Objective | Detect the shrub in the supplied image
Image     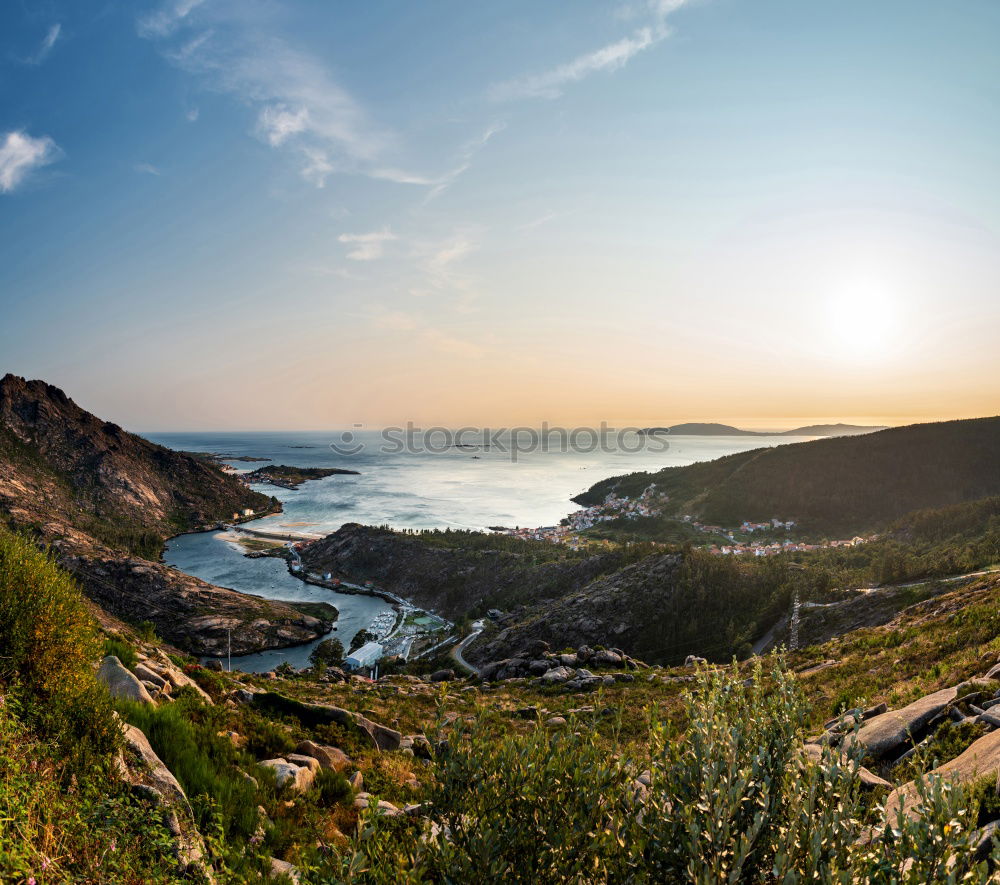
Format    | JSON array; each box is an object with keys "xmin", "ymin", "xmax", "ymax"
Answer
[
  {"xmin": 103, "ymin": 636, "xmax": 137, "ymax": 669},
  {"xmin": 237, "ymin": 708, "xmax": 297, "ymax": 759},
  {"xmin": 314, "ymin": 768, "xmax": 352, "ymax": 807},
  {"xmin": 325, "ymin": 659, "xmax": 1000, "ymax": 883},
  {"xmin": 0, "ymin": 695, "xmax": 182, "ymax": 884},
  {"xmin": 118, "ymin": 697, "xmax": 260, "ymax": 844},
  {"xmin": 0, "ymin": 528, "xmax": 118, "ymax": 759}
]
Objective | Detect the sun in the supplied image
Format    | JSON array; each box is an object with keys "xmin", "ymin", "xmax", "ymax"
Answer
[{"xmin": 825, "ymin": 281, "xmax": 900, "ymax": 360}]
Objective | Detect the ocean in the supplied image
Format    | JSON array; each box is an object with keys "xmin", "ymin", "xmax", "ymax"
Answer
[{"xmin": 148, "ymin": 429, "xmax": 814, "ymax": 671}]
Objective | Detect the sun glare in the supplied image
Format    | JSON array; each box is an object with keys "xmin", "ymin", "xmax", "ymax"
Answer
[{"xmin": 826, "ymin": 282, "xmax": 900, "ymax": 360}]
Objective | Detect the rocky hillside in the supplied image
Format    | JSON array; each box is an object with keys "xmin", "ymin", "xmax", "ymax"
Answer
[
  {"xmin": 0, "ymin": 374, "xmax": 272, "ymax": 546},
  {"xmin": 0, "ymin": 376, "xmax": 329, "ymax": 655}
]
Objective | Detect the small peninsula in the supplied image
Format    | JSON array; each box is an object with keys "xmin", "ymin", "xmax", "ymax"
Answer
[{"xmin": 246, "ymin": 464, "xmax": 360, "ymax": 490}]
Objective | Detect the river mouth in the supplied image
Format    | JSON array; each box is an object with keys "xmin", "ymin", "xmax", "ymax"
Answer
[{"xmin": 164, "ymin": 530, "xmax": 394, "ymax": 673}]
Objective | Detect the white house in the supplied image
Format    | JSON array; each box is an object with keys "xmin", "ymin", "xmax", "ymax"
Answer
[{"xmin": 345, "ymin": 641, "xmax": 383, "ymax": 671}]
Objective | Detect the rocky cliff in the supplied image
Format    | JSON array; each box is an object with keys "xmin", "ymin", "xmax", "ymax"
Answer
[{"xmin": 0, "ymin": 375, "xmax": 330, "ymax": 655}]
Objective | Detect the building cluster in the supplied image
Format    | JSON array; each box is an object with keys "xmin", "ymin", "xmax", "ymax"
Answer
[
  {"xmin": 501, "ymin": 485, "xmax": 670, "ymax": 549},
  {"xmin": 741, "ymin": 518, "xmax": 797, "ymax": 532},
  {"xmin": 711, "ymin": 536, "xmax": 869, "ymax": 557}
]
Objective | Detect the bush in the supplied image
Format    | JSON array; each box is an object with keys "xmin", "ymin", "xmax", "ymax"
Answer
[
  {"xmin": 314, "ymin": 768, "xmax": 352, "ymax": 807},
  {"xmin": 325, "ymin": 659, "xmax": 1000, "ymax": 883},
  {"xmin": 0, "ymin": 695, "xmax": 182, "ymax": 884},
  {"xmin": 310, "ymin": 638, "xmax": 345, "ymax": 670},
  {"xmin": 118, "ymin": 697, "xmax": 260, "ymax": 843},
  {"xmin": 103, "ymin": 636, "xmax": 137, "ymax": 669},
  {"xmin": 238, "ymin": 709, "xmax": 297, "ymax": 759},
  {"xmin": 0, "ymin": 528, "xmax": 118, "ymax": 759}
]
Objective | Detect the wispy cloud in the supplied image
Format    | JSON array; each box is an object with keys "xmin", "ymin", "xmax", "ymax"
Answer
[
  {"xmin": 408, "ymin": 232, "xmax": 481, "ymax": 308},
  {"xmin": 491, "ymin": 27, "xmax": 657, "ymax": 101},
  {"xmin": 338, "ymin": 228, "xmax": 397, "ymax": 261},
  {"xmin": 138, "ymin": 0, "xmax": 206, "ymax": 39},
  {"xmin": 139, "ymin": 1, "xmax": 391, "ymax": 188},
  {"xmin": 185, "ymin": 107, "xmax": 200, "ymax": 122},
  {"xmin": 424, "ymin": 121, "xmax": 506, "ymax": 201},
  {"xmin": 25, "ymin": 23, "xmax": 61, "ymax": 65},
  {"xmin": 134, "ymin": 162, "xmax": 162, "ymax": 176},
  {"xmin": 139, "ymin": 0, "xmax": 503, "ymax": 195},
  {"xmin": 490, "ymin": 1, "xmax": 691, "ymax": 101},
  {"xmin": 520, "ymin": 211, "xmax": 559, "ymax": 232},
  {"xmin": 0, "ymin": 131, "xmax": 59, "ymax": 193}
]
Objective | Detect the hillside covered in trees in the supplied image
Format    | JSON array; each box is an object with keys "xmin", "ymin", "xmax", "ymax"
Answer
[{"xmin": 575, "ymin": 417, "xmax": 1000, "ymax": 535}]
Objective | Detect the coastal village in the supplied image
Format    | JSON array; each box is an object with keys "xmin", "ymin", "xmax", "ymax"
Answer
[{"xmin": 499, "ymin": 484, "xmax": 872, "ymax": 556}]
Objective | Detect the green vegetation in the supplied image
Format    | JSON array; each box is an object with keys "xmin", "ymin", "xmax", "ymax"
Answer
[
  {"xmin": 0, "ymin": 528, "xmax": 118, "ymax": 761},
  {"xmin": 576, "ymin": 417, "xmax": 1000, "ymax": 535},
  {"xmin": 0, "ymin": 698, "xmax": 182, "ymax": 885},
  {"xmin": 310, "ymin": 637, "xmax": 346, "ymax": 669},
  {"xmin": 322, "ymin": 661, "xmax": 997, "ymax": 883},
  {"xmin": 103, "ymin": 635, "xmax": 138, "ymax": 669}
]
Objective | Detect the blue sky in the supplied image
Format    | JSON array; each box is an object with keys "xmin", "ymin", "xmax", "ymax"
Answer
[{"xmin": 1, "ymin": 0, "xmax": 999, "ymax": 429}]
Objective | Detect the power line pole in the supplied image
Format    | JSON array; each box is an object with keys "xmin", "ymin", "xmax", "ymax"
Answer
[
  {"xmin": 227, "ymin": 629, "xmax": 231, "ymax": 673},
  {"xmin": 789, "ymin": 590, "xmax": 800, "ymax": 652}
]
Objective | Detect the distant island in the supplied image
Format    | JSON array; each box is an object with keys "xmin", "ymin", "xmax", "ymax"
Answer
[
  {"xmin": 246, "ymin": 464, "xmax": 360, "ymax": 490},
  {"xmin": 180, "ymin": 450, "xmax": 272, "ymax": 462},
  {"xmin": 637, "ymin": 422, "xmax": 887, "ymax": 437}
]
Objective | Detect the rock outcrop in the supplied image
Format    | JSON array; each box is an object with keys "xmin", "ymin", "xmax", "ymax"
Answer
[
  {"xmin": 116, "ymin": 721, "xmax": 213, "ymax": 880},
  {"xmin": 886, "ymin": 728, "xmax": 1000, "ymax": 822},
  {"xmin": 251, "ymin": 692, "xmax": 402, "ymax": 751},
  {"xmin": 98, "ymin": 655, "xmax": 155, "ymax": 705},
  {"xmin": 841, "ymin": 686, "xmax": 963, "ymax": 760}
]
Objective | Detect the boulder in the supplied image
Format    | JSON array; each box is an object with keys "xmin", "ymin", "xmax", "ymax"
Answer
[
  {"xmin": 98, "ymin": 656, "xmax": 155, "ymax": 705},
  {"xmin": 545, "ymin": 716, "xmax": 567, "ymax": 728},
  {"xmin": 685, "ymin": 655, "xmax": 708, "ymax": 667},
  {"xmin": 286, "ymin": 753, "xmax": 321, "ymax": 774},
  {"xmin": 842, "ymin": 686, "xmax": 962, "ymax": 760},
  {"xmin": 117, "ymin": 723, "xmax": 212, "ymax": 878},
  {"xmin": 269, "ymin": 857, "xmax": 301, "ymax": 883},
  {"xmin": 251, "ymin": 692, "xmax": 402, "ymax": 751},
  {"xmin": 259, "ymin": 758, "xmax": 315, "ymax": 793},
  {"xmin": 294, "ymin": 740, "xmax": 351, "ymax": 772},
  {"xmin": 347, "ymin": 771, "xmax": 363, "ymax": 792},
  {"xmin": 973, "ymin": 820, "xmax": 1000, "ymax": 863},
  {"xmin": 984, "ymin": 662, "xmax": 1000, "ymax": 680},
  {"xmin": 528, "ymin": 659, "xmax": 551, "ymax": 676},
  {"xmin": 149, "ymin": 654, "xmax": 214, "ymax": 704},
  {"xmin": 559, "ymin": 653, "xmax": 579, "ymax": 667},
  {"xmin": 205, "ymin": 660, "xmax": 224, "ymax": 672},
  {"xmin": 592, "ymin": 649, "xmax": 623, "ymax": 668},
  {"xmin": 134, "ymin": 663, "xmax": 169, "ymax": 691},
  {"xmin": 430, "ymin": 669, "xmax": 455, "ymax": 682},
  {"xmin": 886, "ymin": 728, "xmax": 1000, "ymax": 821},
  {"xmin": 541, "ymin": 666, "xmax": 575, "ymax": 684},
  {"xmin": 410, "ymin": 734, "xmax": 433, "ymax": 760}
]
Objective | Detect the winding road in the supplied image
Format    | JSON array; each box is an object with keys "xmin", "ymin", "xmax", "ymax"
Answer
[{"xmin": 450, "ymin": 620, "xmax": 485, "ymax": 676}]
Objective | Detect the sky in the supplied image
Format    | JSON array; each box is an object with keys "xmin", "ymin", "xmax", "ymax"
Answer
[{"xmin": 1, "ymin": 0, "xmax": 998, "ymax": 431}]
